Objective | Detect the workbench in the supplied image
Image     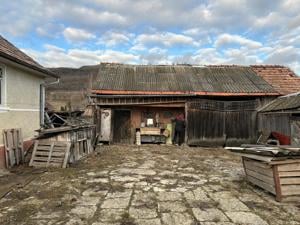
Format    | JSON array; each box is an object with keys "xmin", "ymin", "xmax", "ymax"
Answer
[{"xmin": 136, "ymin": 127, "xmax": 167, "ymax": 144}]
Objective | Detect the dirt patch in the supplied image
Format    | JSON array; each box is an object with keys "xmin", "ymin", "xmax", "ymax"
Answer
[{"xmin": 119, "ymin": 212, "xmax": 137, "ymax": 225}]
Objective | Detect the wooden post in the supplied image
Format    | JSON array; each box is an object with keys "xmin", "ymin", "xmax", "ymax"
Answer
[
  {"xmin": 185, "ymin": 102, "xmax": 188, "ymax": 144},
  {"xmin": 273, "ymin": 165, "xmax": 282, "ymax": 202},
  {"xmin": 242, "ymin": 157, "xmax": 248, "ymax": 177}
]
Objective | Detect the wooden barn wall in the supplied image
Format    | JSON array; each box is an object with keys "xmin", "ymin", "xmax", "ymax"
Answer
[
  {"xmin": 187, "ymin": 100, "xmax": 258, "ymax": 146},
  {"xmin": 258, "ymin": 113, "xmax": 291, "ymax": 136}
]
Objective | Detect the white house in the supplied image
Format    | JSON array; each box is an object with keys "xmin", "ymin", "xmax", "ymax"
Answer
[{"xmin": 0, "ymin": 35, "xmax": 58, "ymax": 168}]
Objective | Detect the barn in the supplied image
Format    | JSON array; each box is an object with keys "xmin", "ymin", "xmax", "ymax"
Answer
[
  {"xmin": 46, "ymin": 63, "xmax": 300, "ymax": 147},
  {"xmin": 88, "ymin": 64, "xmax": 281, "ymax": 146}
]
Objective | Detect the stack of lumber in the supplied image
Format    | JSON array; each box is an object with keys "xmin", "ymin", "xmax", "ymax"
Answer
[{"xmin": 226, "ymin": 144, "xmax": 300, "ymax": 162}]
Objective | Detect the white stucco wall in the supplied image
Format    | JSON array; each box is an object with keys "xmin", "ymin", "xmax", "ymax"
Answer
[{"xmin": 0, "ymin": 62, "xmax": 44, "ymax": 145}]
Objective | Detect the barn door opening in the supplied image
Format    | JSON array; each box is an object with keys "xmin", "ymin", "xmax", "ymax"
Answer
[{"xmin": 113, "ymin": 110, "xmax": 131, "ymax": 143}]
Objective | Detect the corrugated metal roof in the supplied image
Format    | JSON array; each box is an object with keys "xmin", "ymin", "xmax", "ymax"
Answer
[
  {"xmin": 92, "ymin": 64, "xmax": 278, "ymax": 95},
  {"xmin": 260, "ymin": 93, "xmax": 300, "ymax": 112}
]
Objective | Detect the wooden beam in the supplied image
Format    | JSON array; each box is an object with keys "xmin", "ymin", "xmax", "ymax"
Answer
[{"xmin": 273, "ymin": 165, "xmax": 282, "ymax": 202}]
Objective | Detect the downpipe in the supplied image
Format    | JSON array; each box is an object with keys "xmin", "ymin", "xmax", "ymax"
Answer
[{"xmin": 40, "ymin": 78, "xmax": 60, "ymax": 127}]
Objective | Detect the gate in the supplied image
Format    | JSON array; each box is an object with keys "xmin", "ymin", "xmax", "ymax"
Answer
[{"xmin": 187, "ymin": 99, "xmax": 258, "ymax": 146}]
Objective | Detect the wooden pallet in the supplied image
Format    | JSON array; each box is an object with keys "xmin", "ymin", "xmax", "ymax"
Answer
[
  {"xmin": 3, "ymin": 129, "xmax": 24, "ymax": 168},
  {"xmin": 29, "ymin": 141, "xmax": 71, "ymax": 168}
]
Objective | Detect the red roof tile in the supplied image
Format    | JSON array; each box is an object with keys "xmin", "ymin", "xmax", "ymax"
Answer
[{"xmin": 251, "ymin": 65, "xmax": 300, "ymax": 95}]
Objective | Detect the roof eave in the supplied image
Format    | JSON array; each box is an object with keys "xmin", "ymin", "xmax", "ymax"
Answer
[
  {"xmin": 91, "ymin": 89, "xmax": 280, "ymax": 97},
  {"xmin": 0, "ymin": 52, "xmax": 58, "ymax": 78}
]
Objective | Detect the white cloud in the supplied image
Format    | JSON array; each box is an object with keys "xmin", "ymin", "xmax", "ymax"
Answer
[
  {"xmin": 224, "ymin": 48, "xmax": 262, "ymax": 64},
  {"xmin": 265, "ymin": 46, "xmax": 300, "ymax": 64},
  {"xmin": 2, "ymin": 0, "xmax": 300, "ymax": 75},
  {"xmin": 254, "ymin": 12, "xmax": 284, "ymax": 29},
  {"xmin": 134, "ymin": 32, "xmax": 200, "ymax": 48},
  {"xmin": 140, "ymin": 47, "xmax": 171, "ymax": 64},
  {"xmin": 63, "ymin": 27, "xmax": 96, "ymax": 43},
  {"xmin": 215, "ymin": 34, "xmax": 262, "ymax": 49},
  {"xmin": 36, "ymin": 23, "xmax": 64, "ymax": 38},
  {"xmin": 23, "ymin": 45, "xmax": 139, "ymax": 68},
  {"xmin": 98, "ymin": 31, "xmax": 132, "ymax": 47}
]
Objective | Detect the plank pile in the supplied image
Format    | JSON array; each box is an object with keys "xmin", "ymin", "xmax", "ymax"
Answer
[
  {"xmin": 29, "ymin": 141, "xmax": 71, "ymax": 168},
  {"xmin": 226, "ymin": 144, "xmax": 300, "ymax": 162}
]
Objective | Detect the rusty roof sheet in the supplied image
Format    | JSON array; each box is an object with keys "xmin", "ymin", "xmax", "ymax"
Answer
[
  {"xmin": 252, "ymin": 65, "xmax": 300, "ymax": 95},
  {"xmin": 92, "ymin": 64, "xmax": 278, "ymax": 96},
  {"xmin": 0, "ymin": 35, "xmax": 57, "ymax": 77},
  {"xmin": 260, "ymin": 93, "xmax": 300, "ymax": 112}
]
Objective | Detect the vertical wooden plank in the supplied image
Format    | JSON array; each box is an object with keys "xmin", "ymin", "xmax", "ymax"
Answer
[
  {"xmin": 185, "ymin": 102, "xmax": 188, "ymax": 144},
  {"xmin": 46, "ymin": 143, "xmax": 55, "ymax": 167},
  {"xmin": 273, "ymin": 165, "xmax": 282, "ymax": 202},
  {"xmin": 74, "ymin": 142, "xmax": 79, "ymax": 161},
  {"xmin": 29, "ymin": 141, "xmax": 39, "ymax": 167},
  {"xmin": 7, "ymin": 130, "xmax": 15, "ymax": 167},
  {"xmin": 18, "ymin": 129, "xmax": 25, "ymax": 163},
  {"xmin": 12, "ymin": 129, "xmax": 19, "ymax": 165},
  {"xmin": 242, "ymin": 157, "xmax": 248, "ymax": 177},
  {"xmin": 62, "ymin": 143, "xmax": 71, "ymax": 168},
  {"xmin": 3, "ymin": 130, "xmax": 10, "ymax": 168}
]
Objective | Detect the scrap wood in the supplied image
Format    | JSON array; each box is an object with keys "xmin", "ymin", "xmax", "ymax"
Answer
[
  {"xmin": 234, "ymin": 152, "xmax": 287, "ymax": 163},
  {"xmin": 242, "ymin": 144, "xmax": 300, "ymax": 152},
  {"xmin": 226, "ymin": 146, "xmax": 283, "ymax": 155},
  {"xmin": 29, "ymin": 140, "xmax": 71, "ymax": 168},
  {"xmin": 226, "ymin": 145, "xmax": 300, "ymax": 156},
  {"xmin": 3, "ymin": 129, "xmax": 24, "ymax": 168}
]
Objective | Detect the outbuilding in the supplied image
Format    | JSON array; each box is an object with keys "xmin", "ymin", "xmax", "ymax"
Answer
[
  {"xmin": 259, "ymin": 92, "xmax": 300, "ymax": 146},
  {"xmin": 89, "ymin": 64, "xmax": 281, "ymax": 146}
]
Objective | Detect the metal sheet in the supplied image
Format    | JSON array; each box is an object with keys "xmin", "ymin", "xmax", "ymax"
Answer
[{"xmin": 100, "ymin": 108, "xmax": 112, "ymax": 142}]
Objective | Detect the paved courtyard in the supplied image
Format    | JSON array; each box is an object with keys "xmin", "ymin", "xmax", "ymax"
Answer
[{"xmin": 0, "ymin": 145, "xmax": 299, "ymax": 225}]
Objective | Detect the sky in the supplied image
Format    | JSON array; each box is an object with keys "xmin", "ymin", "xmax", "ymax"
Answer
[{"xmin": 1, "ymin": 0, "xmax": 300, "ymax": 74}]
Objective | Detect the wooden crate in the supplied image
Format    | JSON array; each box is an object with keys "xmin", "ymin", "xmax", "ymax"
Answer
[{"xmin": 242, "ymin": 157, "xmax": 300, "ymax": 202}]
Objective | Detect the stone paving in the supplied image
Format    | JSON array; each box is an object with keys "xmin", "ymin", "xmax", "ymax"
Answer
[{"xmin": 0, "ymin": 145, "xmax": 300, "ymax": 225}]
